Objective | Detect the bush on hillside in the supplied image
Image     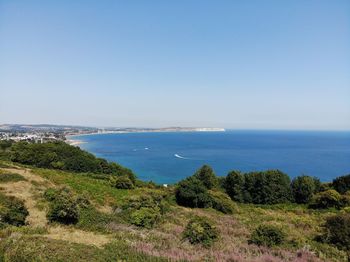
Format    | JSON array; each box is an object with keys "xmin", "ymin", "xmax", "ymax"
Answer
[
  {"xmin": 332, "ymin": 174, "xmax": 350, "ymax": 194},
  {"xmin": 309, "ymin": 190, "xmax": 342, "ymax": 209},
  {"xmin": 194, "ymin": 165, "xmax": 218, "ymax": 189},
  {"xmin": 182, "ymin": 216, "xmax": 218, "ymax": 247},
  {"xmin": 130, "ymin": 207, "xmax": 161, "ymax": 229},
  {"xmin": 340, "ymin": 191, "xmax": 350, "ymax": 208},
  {"xmin": 224, "ymin": 170, "xmax": 245, "ymax": 202},
  {"xmin": 110, "ymin": 175, "xmax": 134, "ymax": 189},
  {"xmin": 122, "ymin": 191, "xmax": 168, "ymax": 211},
  {"xmin": 0, "ymin": 194, "xmax": 28, "ymax": 226},
  {"xmin": 209, "ymin": 190, "xmax": 236, "ymax": 214},
  {"xmin": 76, "ymin": 193, "xmax": 91, "ymax": 209},
  {"xmin": 318, "ymin": 182, "xmax": 332, "ymax": 192},
  {"xmin": 244, "ymin": 170, "xmax": 292, "ymax": 204},
  {"xmin": 175, "ymin": 176, "xmax": 212, "ymax": 208},
  {"xmin": 321, "ymin": 213, "xmax": 350, "ymax": 251},
  {"xmin": 122, "ymin": 192, "xmax": 169, "ymax": 228},
  {"xmin": 249, "ymin": 224, "xmax": 285, "ymax": 247},
  {"xmin": 291, "ymin": 175, "xmax": 320, "ymax": 204},
  {"xmin": 46, "ymin": 188, "xmax": 79, "ymax": 224}
]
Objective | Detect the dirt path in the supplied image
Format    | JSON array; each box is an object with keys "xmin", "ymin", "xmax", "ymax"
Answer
[{"xmin": 0, "ymin": 167, "xmax": 111, "ymax": 247}]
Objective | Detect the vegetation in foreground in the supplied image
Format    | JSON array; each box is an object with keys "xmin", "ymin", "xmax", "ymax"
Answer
[{"xmin": 0, "ymin": 140, "xmax": 349, "ymax": 261}]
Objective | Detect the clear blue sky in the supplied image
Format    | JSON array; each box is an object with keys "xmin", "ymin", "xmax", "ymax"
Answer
[{"xmin": 0, "ymin": 0, "xmax": 349, "ymax": 130}]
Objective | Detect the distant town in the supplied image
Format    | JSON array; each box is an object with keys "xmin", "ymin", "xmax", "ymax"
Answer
[{"xmin": 0, "ymin": 124, "xmax": 225, "ymax": 143}]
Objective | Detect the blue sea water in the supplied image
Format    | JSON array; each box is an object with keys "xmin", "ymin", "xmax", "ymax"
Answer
[{"xmin": 72, "ymin": 130, "xmax": 350, "ymax": 184}]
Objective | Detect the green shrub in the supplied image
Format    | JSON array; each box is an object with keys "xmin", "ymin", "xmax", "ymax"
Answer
[
  {"xmin": 291, "ymin": 175, "xmax": 320, "ymax": 204},
  {"xmin": 130, "ymin": 207, "xmax": 160, "ymax": 229},
  {"xmin": 332, "ymin": 174, "xmax": 350, "ymax": 194},
  {"xmin": 249, "ymin": 224, "xmax": 285, "ymax": 247},
  {"xmin": 110, "ymin": 175, "xmax": 134, "ymax": 189},
  {"xmin": 319, "ymin": 182, "xmax": 332, "ymax": 192},
  {"xmin": 175, "ymin": 176, "xmax": 212, "ymax": 208},
  {"xmin": 309, "ymin": 190, "xmax": 342, "ymax": 209},
  {"xmin": 209, "ymin": 190, "xmax": 236, "ymax": 214},
  {"xmin": 182, "ymin": 216, "xmax": 218, "ymax": 247},
  {"xmin": 44, "ymin": 188, "xmax": 58, "ymax": 201},
  {"xmin": 0, "ymin": 195, "xmax": 28, "ymax": 226},
  {"xmin": 76, "ymin": 193, "xmax": 91, "ymax": 209},
  {"xmin": 122, "ymin": 192, "xmax": 167, "ymax": 211},
  {"xmin": 122, "ymin": 192, "xmax": 168, "ymax": 228},
  {"xmin": 224, "ymin": 170, "xmax": 245, "ymax": 202},
  {"xmin": 47, "ymin": 188, "xmax": 79, "ymax": 224},
  {"xmin": 321, "ymin": 213, "xmax": 350, "ymax": 251},
  {"xmin": 341, "ymin": 207, "xmax": 350, "ymax": 214},
  {"xmin": 340, "ymin": 191, "xmax": 350, "ymax": 208},
  {"xmin": 193, "ymin": 165, "xmax": 218, "ymax": 189}
]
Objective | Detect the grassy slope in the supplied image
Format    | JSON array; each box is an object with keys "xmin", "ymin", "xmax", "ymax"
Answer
[{"xmin": 0, "ymin": 161, "xmax": 347, "ymax": 262}]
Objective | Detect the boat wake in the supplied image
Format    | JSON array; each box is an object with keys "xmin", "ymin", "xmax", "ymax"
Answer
[{"xmin": 174, "ymin": 154, "xmax": 191, "ymax": 160}]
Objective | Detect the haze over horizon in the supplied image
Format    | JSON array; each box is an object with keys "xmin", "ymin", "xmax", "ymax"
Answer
[{"xmin": 1, "ymin": 1, "xmax": 349, "ymax": 130}]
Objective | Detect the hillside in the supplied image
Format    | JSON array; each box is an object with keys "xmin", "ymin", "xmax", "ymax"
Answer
[{"xmin": 0, "ymin": 142, "xmax": 349, "ymax": 261}]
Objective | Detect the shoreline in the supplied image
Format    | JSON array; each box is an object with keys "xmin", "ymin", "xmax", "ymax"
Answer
[
  {"xmin": 65, "ymin": 128, "xmax": 227, "ymax": 153},
  {"xmin": 65, "ymin": 128, "xmax": 226, "ymax": 144}
]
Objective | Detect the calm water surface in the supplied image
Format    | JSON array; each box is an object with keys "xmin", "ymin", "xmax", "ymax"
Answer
[{"xmin": 72, "ymin": 130, "xmax": 350, "ymax": 184}]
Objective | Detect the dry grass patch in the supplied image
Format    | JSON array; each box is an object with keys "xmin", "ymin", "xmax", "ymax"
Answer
[{"xmin": 45, "ymin": 226, "xmax": 111, "ymax": 248}]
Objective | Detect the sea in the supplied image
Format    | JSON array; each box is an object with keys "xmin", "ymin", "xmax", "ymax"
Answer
[{"xmin": 70, "ymin": 130, "xmax": 350, "ymax": 184}]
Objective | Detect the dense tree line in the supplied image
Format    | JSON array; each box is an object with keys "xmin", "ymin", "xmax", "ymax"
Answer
[
  {"xmin": 176, "ymin": 164, "xmax": 350, "ymax": 208},
  {"xmin": 8, "ymin": 141, "xmax": 136, "ymax": 180}
]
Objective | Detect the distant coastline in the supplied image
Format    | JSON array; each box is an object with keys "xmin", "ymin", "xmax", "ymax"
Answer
[{"xmin": 65, "ymin": 127, "xmax": 226, "ymax": 146}]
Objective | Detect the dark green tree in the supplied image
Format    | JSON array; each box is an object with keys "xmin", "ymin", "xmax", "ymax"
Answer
[
  {"xmin": 332, "ymin": 174, "xmax": 350, "ymax": 194},
  {"xmin": 291, "ymin": 175, "xmax": 320, "ymax": 204},
  {"xmin": 224, "ymin": 170, "xmax": 245, "ymax": 202},
  {"xmin": 194, "ymin": 165, "xmax": 217, "ymax": 189},
  {"xmin": 175, "ymin": 176, "xmax": 212, "ymax": 208},
  {"xmin": 243, "ymin": 170, "xmax": 292, "ymax": 204}
]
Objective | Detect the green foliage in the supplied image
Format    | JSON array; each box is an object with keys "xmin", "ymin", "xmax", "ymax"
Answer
[
  {"xmin": 319, "ymin": 182, "xmax": 332, "ymax": 192},
  {"xmin": 209, "ymin": 190, "xmax": 236, "ymax": 214},
  {"xmin": 332, "ymin": 174, "xmax": 350, "ymax": 194},
  {"xmin": 175, "ymin": 176, "xmax": 212, "ymax": 208},
  {"xmin": 0, "ymin": 140, "xmax": 13, "ymax": 151},
  {"xmin": 122, "ymin": 192, "xmax": 168, "ymax": 228},
  {"xmin": 0, "ymin": 193, "xmax": 28, "ymax": 226},
  {"xmin": 291, "ymin": 175, "xmax": 320, "ymax": 204},
  {"xmin": 9, "ymin": 141, "xmax": 135, "ymax": 179},
  {"xmin": 110, "ymin": 175, "xmax": 134, "ymax": 189},
  {"xmin": 76, "ymin": 193, "xmax": 91, "ymax": 209},
  {"xmin": 340, "ymin": 191, "xmax": 350, "ymax": 208},
  {"xmin": 0, "ymin": 172, "xmax": 26, "ymax": 183},
  {"xmin": 224, "ymin": 170, "xmax": 245, "ymax": 202},
  {"xmin": 194, "ymin": 165, "xmax": 218, "ymax": 189},
  {"xmin": 46, "ymin": 187, "xmax": 80, "ymax": 224},
  {"xmin": 321, "ymin": 213, "xmax": 350, "ymax": 251},
  {"xmin": 309, "ymin": 189, "xmax": 342, "ymax": 209},
  {"xmin": 130, "ymin": 207, "xmax": 160, "ymax": 229},
  {"xmin": 182, "ymin": 216, "xmax": 218, "ymax": 247},
  {"xmin": 243, "ymin": 170, "xmax": 292, "ymax": 204},
  {"xmin": 249, "ymin": 224, "xmax": 285, "ymax": 247}
]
